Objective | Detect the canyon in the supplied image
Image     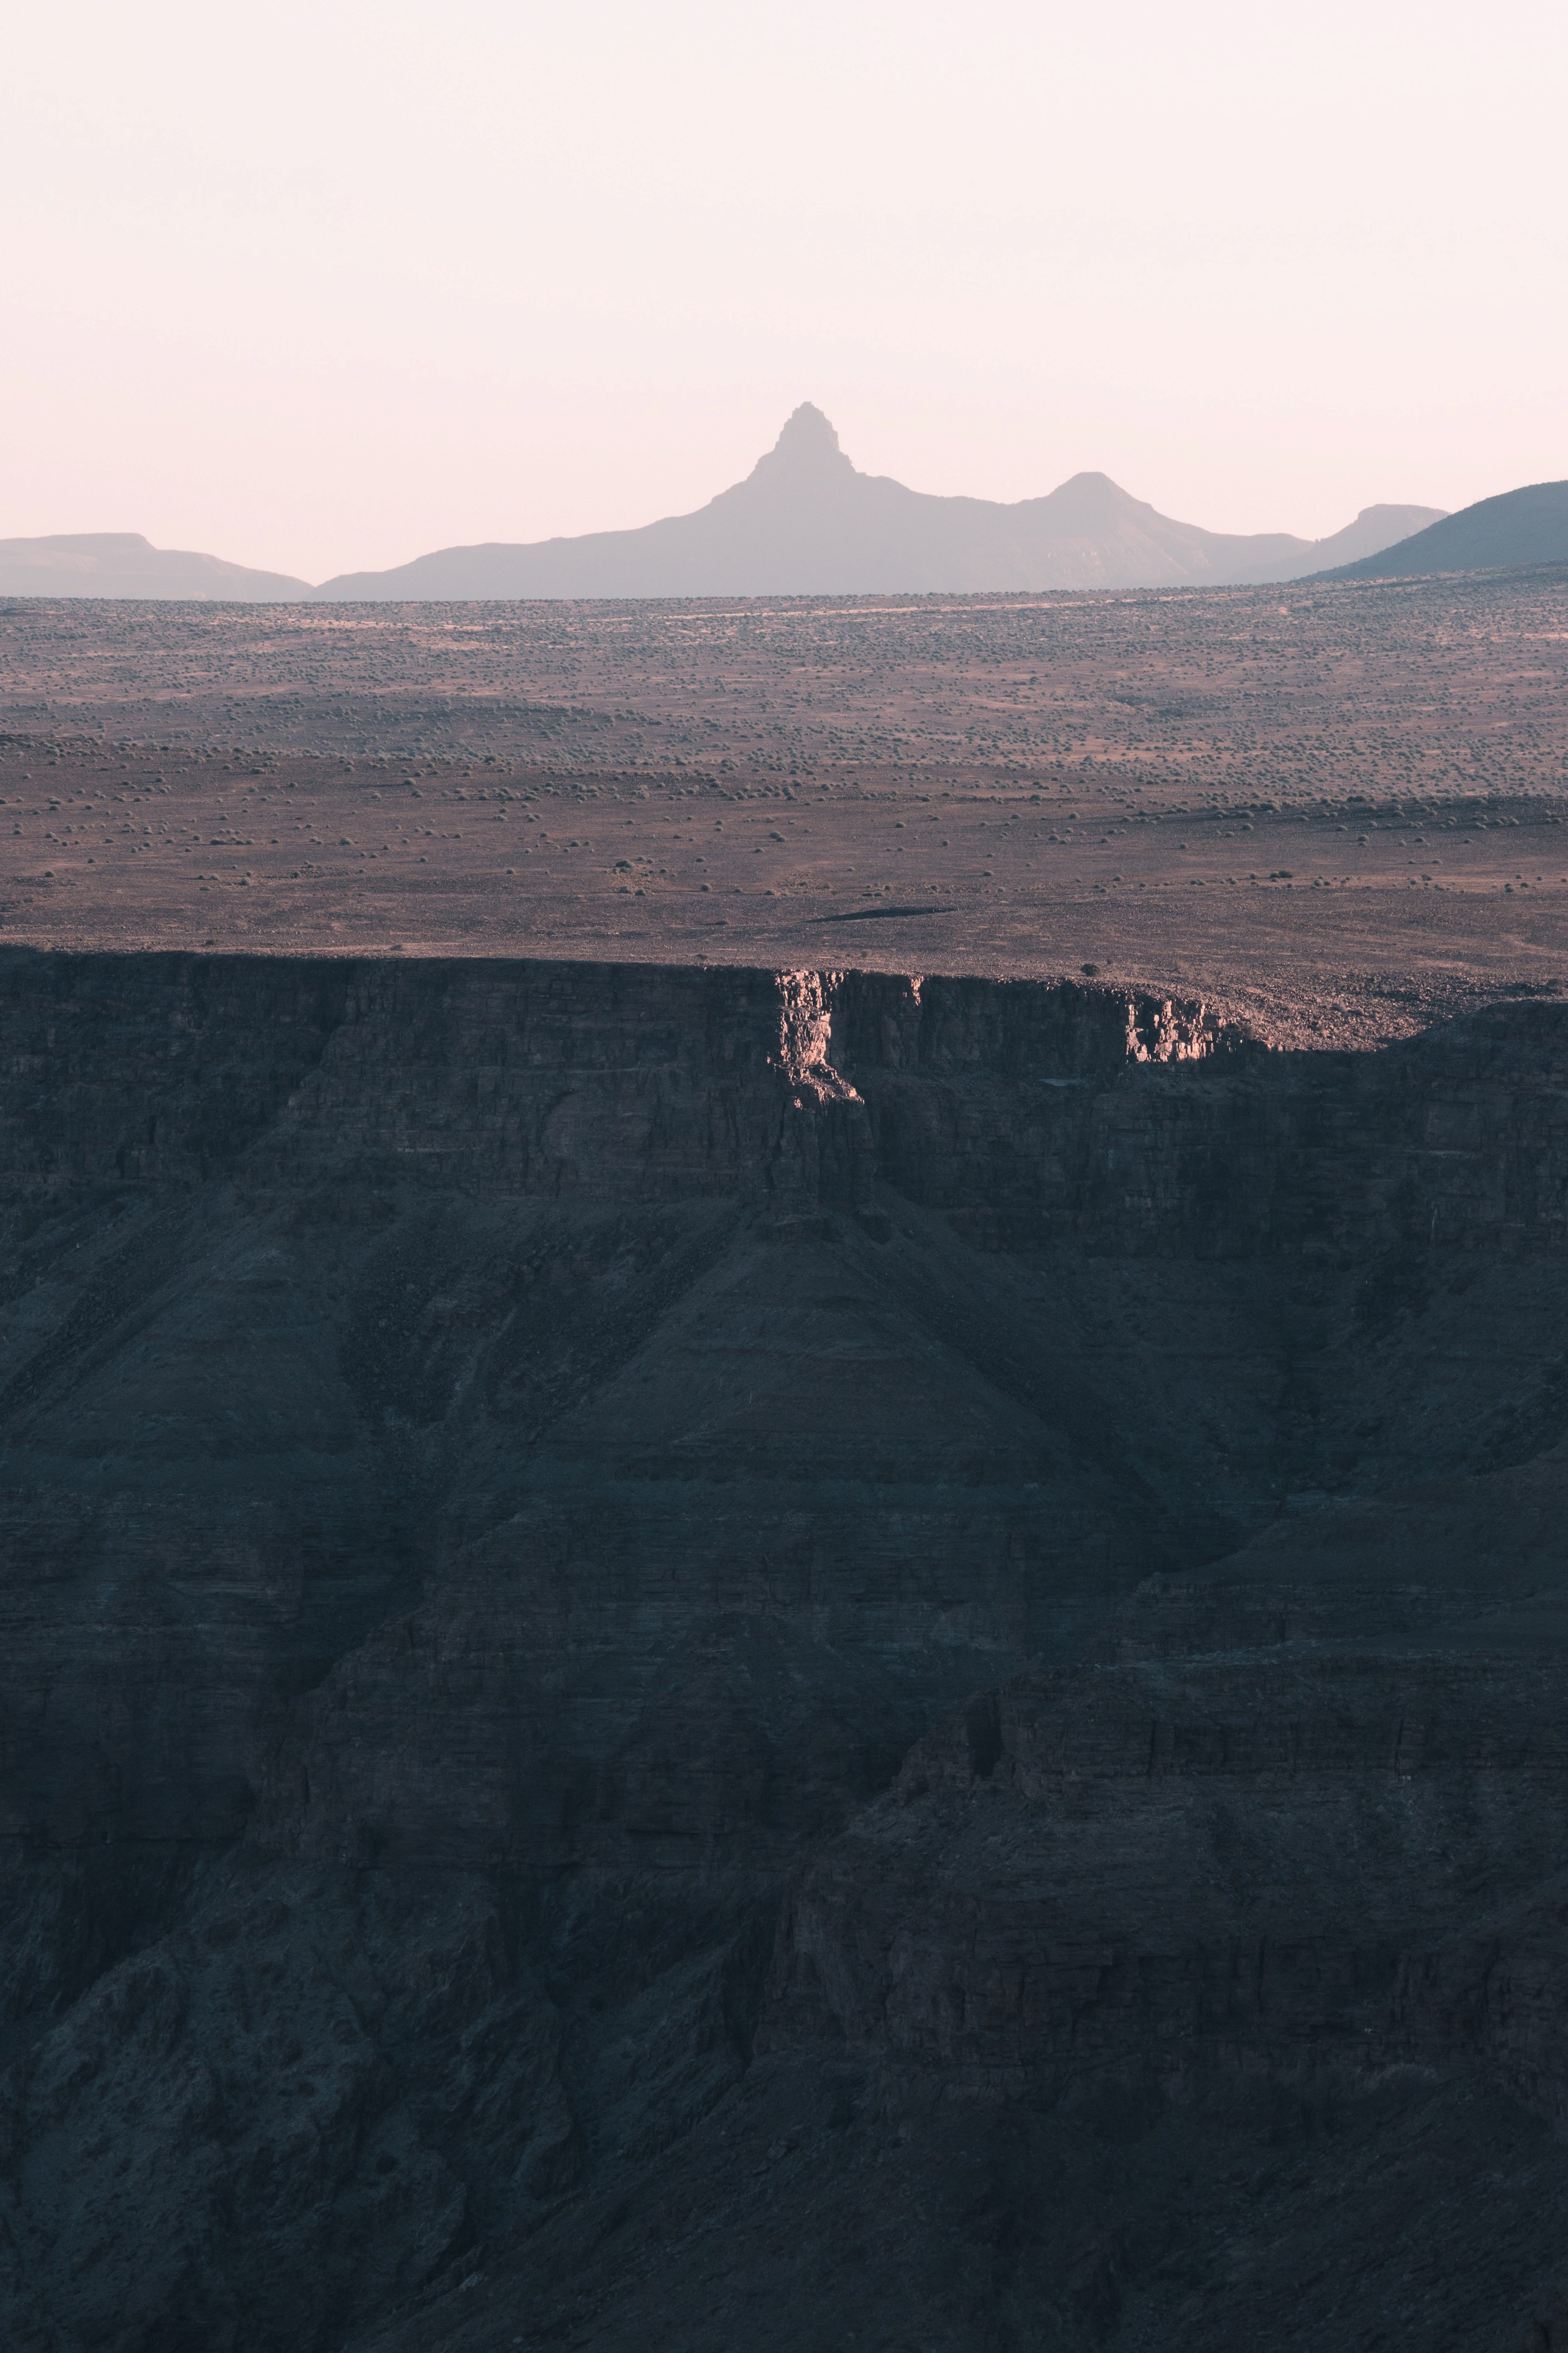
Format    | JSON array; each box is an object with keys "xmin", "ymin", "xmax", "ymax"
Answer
[
  {"xmin": 3, "ymin": 947, "xmax": 1568, "ymax": 2352},
  {"xmin": 2, "ymin": 570, "xmax": 1567, "ymax": 2349}
]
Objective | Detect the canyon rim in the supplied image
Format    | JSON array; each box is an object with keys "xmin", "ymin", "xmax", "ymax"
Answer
[{"xmin": 2, "ymin": 575, "xmax": 1568, "ymax": 2352}]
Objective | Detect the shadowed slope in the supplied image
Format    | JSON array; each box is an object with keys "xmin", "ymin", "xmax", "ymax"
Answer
[
  {"xmin": 1321, "ymin": 478, "xmax": 1568, "ymax": 578},
  {"xmin": 6, "ymin": 956, "xmax": 1568, "ymax": 2353}
]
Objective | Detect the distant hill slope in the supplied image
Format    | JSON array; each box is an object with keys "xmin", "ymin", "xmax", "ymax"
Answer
[
  {"xmin": 312, "ymin": 405, "xmax": 1443, "ymax": 600},
  {"xmin": 1319, "ymin": 480, "xmax": 1568, "ymax": 580},
  {"xmin": 0, "ymin": 533, "xmax": 308, "ymax": 601}
]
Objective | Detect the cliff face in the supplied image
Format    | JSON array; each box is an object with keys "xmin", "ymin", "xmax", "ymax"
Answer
[{"xmin": 3, "ymin": 951, "xmax": 1568, "ymax": 2353}]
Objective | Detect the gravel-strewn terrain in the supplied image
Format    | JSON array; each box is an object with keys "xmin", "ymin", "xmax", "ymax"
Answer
[{"xmin": 2, "ymin": 572, "xmax": 1566, "ymax": 1046}]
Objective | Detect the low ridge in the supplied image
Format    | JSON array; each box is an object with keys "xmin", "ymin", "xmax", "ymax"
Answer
[
  {"xmin": 1319, "ymin": 477, "xmax": 1568, "ymax": 580},
  {"xmin": 0, "ymin": 531, "xmax": 310, "ymax": 601}
]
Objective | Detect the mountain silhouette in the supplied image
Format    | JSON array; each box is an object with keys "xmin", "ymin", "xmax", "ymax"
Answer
[
  {"xmin": 0, "ymin": 533, "xmax": 309, "ymax": 601},
  {"xmin": 311, "ymin": 405, "xmax": 1443, "ymax": 599},
  {"xmin": 0, "ymin": 417, "xmax": 1448, "ymax": 601},
  {"xmin": 1316, "ymin": 480, "xmax": 1568, "ymax": 580}
]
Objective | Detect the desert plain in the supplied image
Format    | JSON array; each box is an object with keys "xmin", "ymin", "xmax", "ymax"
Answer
[{"xmin": 4, "ymin": 566, "xmax": 1566, "ymax": 1042}]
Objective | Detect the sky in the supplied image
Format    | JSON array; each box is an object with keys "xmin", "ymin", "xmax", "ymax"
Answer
[{"xmin": 5, "ymin": 0, "xmax": 1565, "ymax": 583}]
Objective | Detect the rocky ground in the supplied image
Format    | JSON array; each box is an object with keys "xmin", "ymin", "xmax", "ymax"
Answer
[
  {"xmin": 2, "ymin": 569, "xmax": 1567, "ymax": 1048},
  {"xmin": 1, "ymin": 578, "xmax": 1567, "ymax": 2353}
]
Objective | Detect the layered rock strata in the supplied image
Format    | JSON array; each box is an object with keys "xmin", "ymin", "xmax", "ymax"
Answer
[{"xmin": 2, "ymin": 950, "xmax": 1567, "ymax": 2352}]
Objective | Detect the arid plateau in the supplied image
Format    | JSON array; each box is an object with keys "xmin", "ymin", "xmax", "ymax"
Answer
[{"xmin": 3, "ymin": 569, "xmax": 1568, "ymax": 2353}]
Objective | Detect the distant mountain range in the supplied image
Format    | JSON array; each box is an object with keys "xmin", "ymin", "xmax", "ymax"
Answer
[
  {"xmin": 0, "ymin": 532, "xmax": 308, "ymax": 601},
  {"xmin": 312, "ymin": 406, "xmax": 1443, "ymax": 598},
  {"xmin": 1316, "ymin": 479, "xmax": 1568, "ymax": 580},
  {"xmin": 11, "ymin": 408, "xmax": 1560, "ymax": 600}
]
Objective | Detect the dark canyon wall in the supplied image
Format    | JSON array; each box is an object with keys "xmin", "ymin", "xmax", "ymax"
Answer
[{"xmin": 3, "ymin": 951, "xmax": 1568, "ymax": 2353}]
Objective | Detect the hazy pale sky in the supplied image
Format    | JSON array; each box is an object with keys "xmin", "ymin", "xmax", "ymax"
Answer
[{"xmin": 5, "ymin": 0, "xmax": 1565, "ymax": 582}]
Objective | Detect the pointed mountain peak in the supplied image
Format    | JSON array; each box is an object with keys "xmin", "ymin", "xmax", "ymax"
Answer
[
  {"xmin": 773, "ymin": 403, "xmax": 843, "ymax": 461},
  {"xmin": 743, "ymin": 403, "xmax": 857, "ymax": 491}
]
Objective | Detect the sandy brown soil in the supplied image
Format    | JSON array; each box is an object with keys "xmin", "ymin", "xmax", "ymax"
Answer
[{"xmin": 2, "ymin": 569, "xmax": 1565, "ymax": 1047}]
